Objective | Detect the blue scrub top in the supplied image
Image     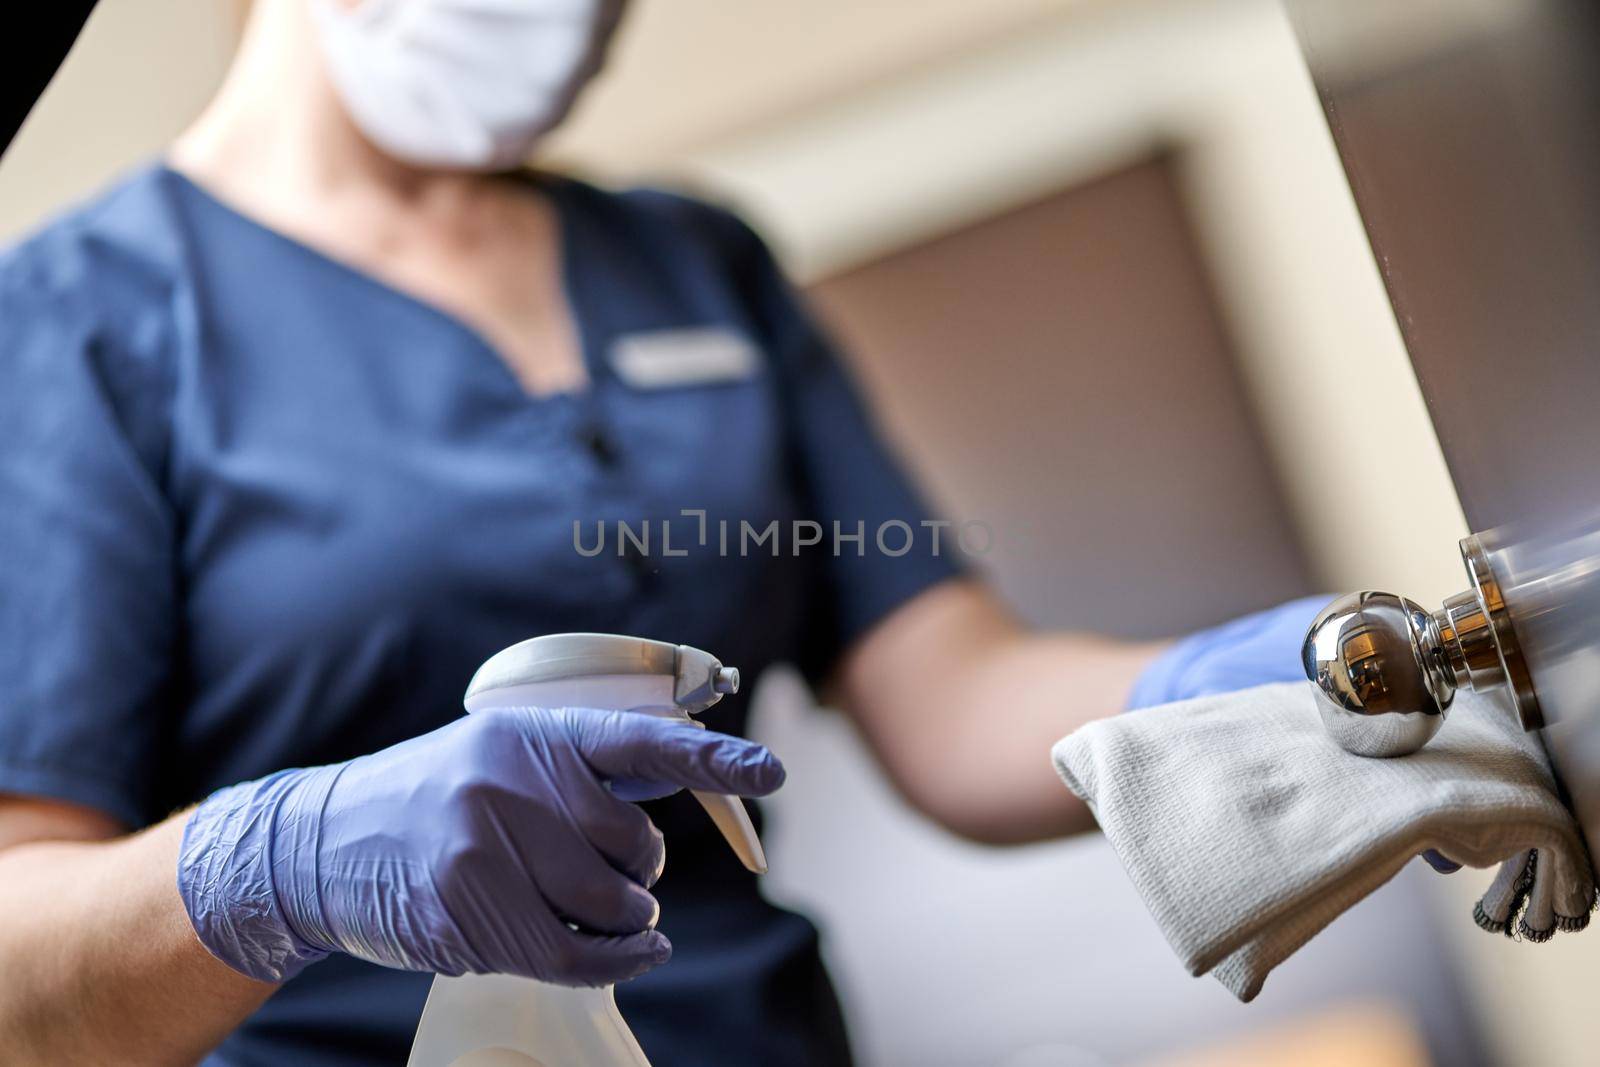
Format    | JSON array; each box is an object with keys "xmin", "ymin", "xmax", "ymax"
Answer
[{"xmin": 0, "ymin": 165, "xmax": 960, "ymax": 1066}]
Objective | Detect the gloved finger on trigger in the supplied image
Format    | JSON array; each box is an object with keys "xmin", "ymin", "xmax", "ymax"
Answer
[{"xmin": 577, "ymin": 713, "xmax": 786, "ymax": 798}]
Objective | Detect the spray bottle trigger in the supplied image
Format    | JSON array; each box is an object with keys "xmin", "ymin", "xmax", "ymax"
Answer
[{"xmin": 691, "ymin": 790, "xmax": 768, "ymax": 874}]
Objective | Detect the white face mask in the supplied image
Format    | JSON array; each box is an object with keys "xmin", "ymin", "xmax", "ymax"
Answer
[{"xmin": 309, "ymin": 0, "xmax": 626, "ymax": 171}]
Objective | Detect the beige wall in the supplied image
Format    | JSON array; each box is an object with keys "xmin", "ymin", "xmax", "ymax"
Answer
[{"xmin": 546, "ymin": 0, "xmax": 1089, "ymax": 174}]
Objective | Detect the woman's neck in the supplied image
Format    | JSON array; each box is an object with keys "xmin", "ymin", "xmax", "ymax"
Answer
[
  {"xmin": 168, "ymin": 0, "xmax": 493, "ymax": 241},
  {"xmin": 165, "ymin": 2, "xmax": 584, "ymax": 398}
]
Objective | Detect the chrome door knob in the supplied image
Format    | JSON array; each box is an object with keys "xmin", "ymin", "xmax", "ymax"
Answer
[
  {"xmin": 1302, "ymin": 535, "xmax": 1543, "ymax": 757},
  {"xmin": 1302, "ymin": 591, "xmax": 1452, "ymax": 756}
]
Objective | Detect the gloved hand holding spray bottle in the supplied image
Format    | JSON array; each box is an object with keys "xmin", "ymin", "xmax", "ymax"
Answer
[
  {"xmin": 406, "ymin": 634, "xmax": 768, "ymax": 1066},
  {"xmin": 177, "ymin": 634, "xmax": 779, "ymax": 1067}
]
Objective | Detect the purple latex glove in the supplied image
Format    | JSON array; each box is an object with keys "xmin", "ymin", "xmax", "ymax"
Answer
[
  {"xmin": 178, "ymin": 706, "xmax": 785, "ymax": 985},
  {"xmin": 1125, "ymin": 594, "xmax": 1461, "ymax": 873},
  {"xmin": 1125, "ymin": 594, "xmax": 1333, "ymax": 711}
]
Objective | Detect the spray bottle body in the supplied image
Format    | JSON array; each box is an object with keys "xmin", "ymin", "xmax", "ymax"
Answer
[{"xmin": 407, "ymin": 974, "xmax": 649, "ymax": 1067}]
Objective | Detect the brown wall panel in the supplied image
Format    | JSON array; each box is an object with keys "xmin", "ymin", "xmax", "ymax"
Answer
[{"xmin": 809, "ymin": 157, "xmax": 1313, "ymax": 638}]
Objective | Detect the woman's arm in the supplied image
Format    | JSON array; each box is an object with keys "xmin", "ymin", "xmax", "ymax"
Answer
[
  {"xmin": 836, "ymin": 579, "xmax": 1163, "ymax": 844},
  {"xmin": 0, "ymin": 800, "xmax": 274, "ymax": 1067},
  {"xmin": 839, "ymin": 579, "xmax": 1324, "ymax": 845}
]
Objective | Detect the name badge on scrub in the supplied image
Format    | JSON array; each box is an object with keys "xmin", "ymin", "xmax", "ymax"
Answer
[{"xmin": 609, "ymin": 328, "xmax": 762, "ymax": 389}]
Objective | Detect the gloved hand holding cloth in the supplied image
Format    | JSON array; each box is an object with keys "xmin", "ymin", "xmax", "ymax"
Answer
[{"xmin": 1054, "ymin": 681, "xmax": 1596, "ymax": 1001}]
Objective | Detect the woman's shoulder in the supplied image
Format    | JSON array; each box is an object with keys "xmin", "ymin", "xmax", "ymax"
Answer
[
  {"xmin": 0, "ymin": 163, "xmax": 189, "ymax": 318},
  {"xmin": 0, "ymin": 166, "xmax": 186, "ymax": 473}
]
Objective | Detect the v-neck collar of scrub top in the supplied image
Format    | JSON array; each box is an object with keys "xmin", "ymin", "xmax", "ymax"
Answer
[{"xmin": 158, "ymin": 162, "xmax": 601, "ymax": 415}]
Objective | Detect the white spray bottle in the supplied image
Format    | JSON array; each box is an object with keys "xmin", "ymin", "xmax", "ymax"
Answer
[{"xmin": 405, "ymin": 633, "xmax": 766, "ymax": 1067}]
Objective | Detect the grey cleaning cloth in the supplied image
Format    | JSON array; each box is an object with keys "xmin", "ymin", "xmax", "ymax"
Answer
[{"xmin": 1053, "ymin": 682, "xmax": 1596, "ymax": 1001}]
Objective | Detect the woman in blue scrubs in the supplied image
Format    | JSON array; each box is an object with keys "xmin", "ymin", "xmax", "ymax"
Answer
[{"xmin": 0, "ymin": 2, "xmax": 1320, "ymax": 1064}]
